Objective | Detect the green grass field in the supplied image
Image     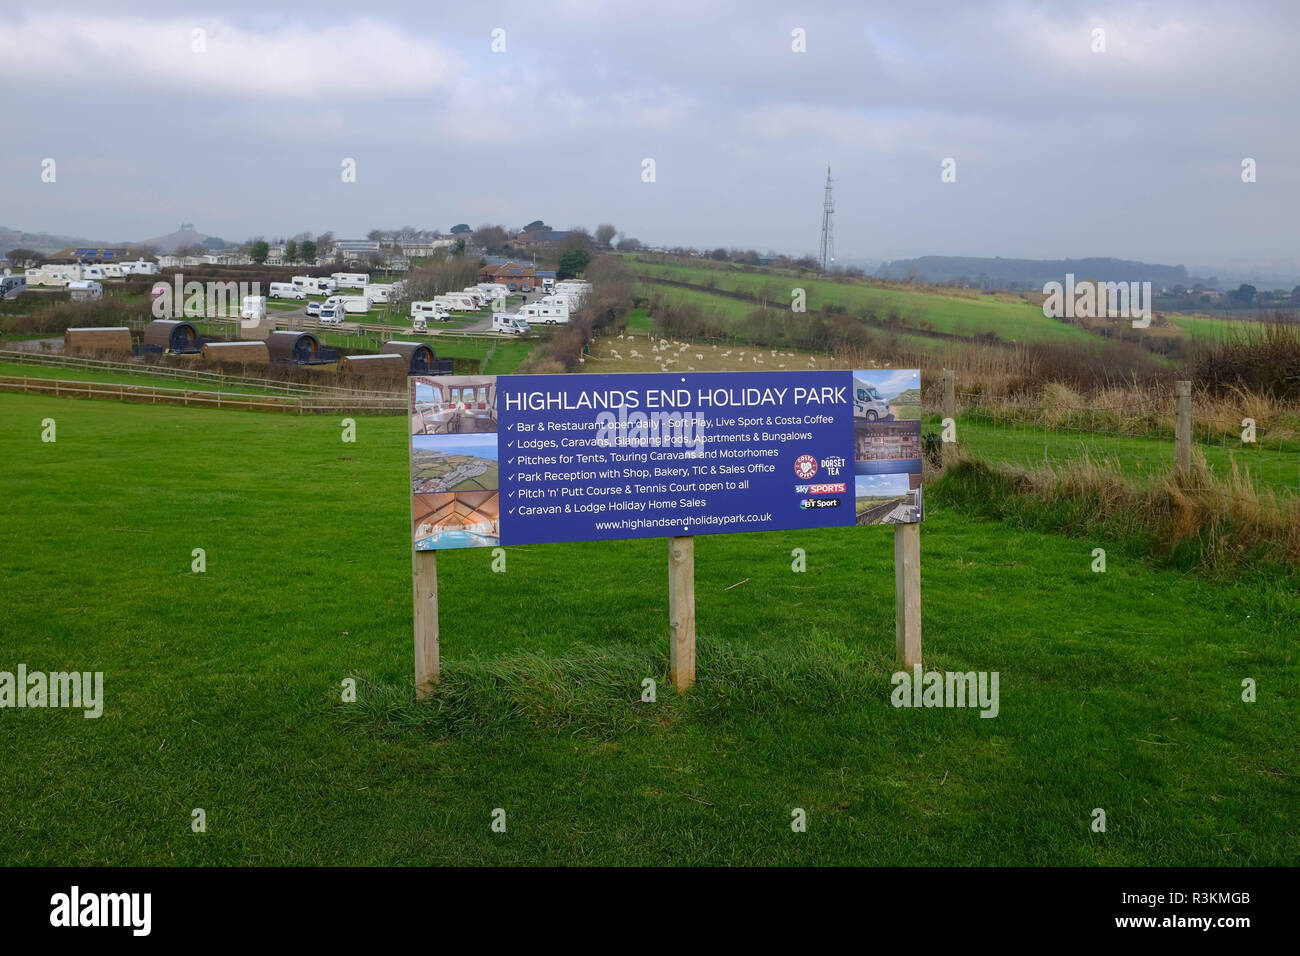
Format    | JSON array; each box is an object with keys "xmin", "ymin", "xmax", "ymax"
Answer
[
  {"xmin": 1, "ymin": 392, "xmax": 1295, "ymax": 865},
  {"xmin": 632, "ymin": 259, "xmax": 1097, "ymax": 346}
]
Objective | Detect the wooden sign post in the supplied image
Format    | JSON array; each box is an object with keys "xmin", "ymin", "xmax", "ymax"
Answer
[
  {"xmin": 894, "ymin": 522, "xmax": 921, "ymax": 668},
  {"xmin": 668, "ymin": 536, "xmax": 696, "ymax": 691},
  {"xmin": 413, "ymin": 549, "xmax": 439, "ymax": 698}
]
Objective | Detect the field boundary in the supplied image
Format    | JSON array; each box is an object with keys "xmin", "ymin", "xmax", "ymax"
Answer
[{"xmin": 0, "ymin": 374, "xmax": 406, "ymax": 414}]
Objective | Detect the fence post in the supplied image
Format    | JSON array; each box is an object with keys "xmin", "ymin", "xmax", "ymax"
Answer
[
  {"xmin": 942, "ymin": 369, "xmax": 955, "ymax": 422},
  {"xmin": 1175, "ymin": 380, "xmax": 1192, "ymax": 473},
  {"xmin": 413, "ymin": 549, "xmax": 440, "ymax": 697}
]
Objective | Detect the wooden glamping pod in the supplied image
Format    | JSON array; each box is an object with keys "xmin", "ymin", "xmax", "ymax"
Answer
[
  {"xmin": 265, "ymin": 330, "xmax": 325, "ymax": 365},
  {"xmin": 382, "ymin": 340, "xmax": 435, "ymax": 374},
  {"xmin": 339, "ymin": 353, "xmax": 407, "ymax": 376},
  {"xmin": 65, "ymin": 326, "xmax": 132, "ymax": 357},
  {"xmin": 144, "ymin": 319, "xmax": 200, "ymax": 354},
  {"xmin": 201, "ymin": 341, "xmax": 269, "ymax": 365}
]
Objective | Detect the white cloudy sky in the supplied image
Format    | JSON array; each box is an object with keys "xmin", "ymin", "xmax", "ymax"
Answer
[{"xmin": 3, "ymin": 0, "xmax": 1297, "ymax": 271}]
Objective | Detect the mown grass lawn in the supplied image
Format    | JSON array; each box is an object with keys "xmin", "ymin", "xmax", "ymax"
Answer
[{"xmin": 0, "ymin": 393, "xmax": 1295, "ymax": 865}]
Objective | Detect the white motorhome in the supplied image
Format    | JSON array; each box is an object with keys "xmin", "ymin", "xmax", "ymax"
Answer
[
  {"xmin": 540, "ymin": 293, "xmax": 580, "ymax": 311},
  {"xmin": 0, "ymin": 275, "xmax": 27, "ymax": 299},
  {"xmin": 269, "ymin": 282, "xmax": 307, "ymax": 300},
  {"xmin": 541, "ymin": 277, "xmax": 555, "ymax": 292},
  {"xmin": 410, "ymin": 301, "xmax": 452, "ymax": 323},
  {"xmin": 363, "ymin": 283, "xmax": 395, "ymax": 304},
  {"xmin": 25, "ymin": 266, "xmax": 78, "ymax": 287},
  {"xmin": 318, "ymin": 303, "xmax": 347, "ymax": 325},
  {"xmin": 324, "ymin": 295, "xmax": 372, "ymax": 314},
  {"xmin": 852, "ymin": 377, "xmax": 893, "ymax": 421},
  {"xmin": 67, "ymin": 280, "xmax": 103, "ymax": 301},
  {"xmin": 293, "ymin": 275, "xmax": 337, "ymax": 295},
  {"xmin": 519, "ymin": 301, "xmax": 570, "ymax": 325},
  {"xmin": 241, "ymin": 296, "xmax": 267, "ymax": 321},
  {"xmin": 492, "ymin": 314, "xmax": 530, "ymax": 335},
  {"xmin": 331, "ymin": 272, "xmax": 369, "ymax": 289}
]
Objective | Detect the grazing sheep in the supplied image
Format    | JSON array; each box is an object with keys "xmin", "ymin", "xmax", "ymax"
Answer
[{"xmin": 695, "ymin": 353, "xmax": 703, "ymax": 360}]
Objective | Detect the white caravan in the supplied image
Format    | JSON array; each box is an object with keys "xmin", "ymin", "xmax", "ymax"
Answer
[
  {"xmin": 241, "ymin": 296, "xmax": 267, "ymax": 321},
  {"xmin": 269, "ymin": 282, "xmax": 306, "ymax": 300},
  {"xmin": 363, "ymin": 283, "xmax": 395, "ymax": 304},
  {"xmin": 121, "ymin": 259, "xmax": 160, "ymax": 276},
  {"xmin": 492, "ymin": 313, "xmax": 530, "ymax": 335},
  {"xmin": 477, "ymin": 283, "xmax": 509, "ymax": 300},
  {"xmin": 324, "ymin": 295, "xmax": 372, "ymax": 314},
  {"xmin": 331, "ymin": 272, "xmax": 369, "ymax": 289},
  {"xmin": 80, "ymin": 265, "xmax": 107, "ymax": 280},
  {"xmin": 67, "ymin": 280, "xmax": 103, "ymax": 301},
  {"xmin": 293, "ymin": 275, "xmax": 337, "ymax": 295},
  {"xmin": 540, "ymin": 293, "xmax": 580, "ymax": 311},
  {"xmin": 433, "ymin": 294, "xmax": 475, "ymax": 312},
  {"xmin": 519, "ymin": 301, "xmax": 570, "ymax": 325},
  {"xmin": 101, "ymin": 264, "xmax": 124, "ymax": 278}
]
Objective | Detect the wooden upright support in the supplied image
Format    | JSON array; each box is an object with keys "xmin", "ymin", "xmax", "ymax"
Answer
[
  {"xmin": 413, "ymin": 549, "xmax": 439, "ymax": 697},
  {"xmin": 668, "ymin": 536, "xmax": 696, "ymax": 691},
  {"xmin": 894, "ymin": 522, "xmax": 921, "ymax": 669}
]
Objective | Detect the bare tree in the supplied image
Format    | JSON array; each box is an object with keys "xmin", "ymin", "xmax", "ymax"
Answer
[{"xmin": 594, "ymin": 223, "xmax": 617, "ymax": 248}]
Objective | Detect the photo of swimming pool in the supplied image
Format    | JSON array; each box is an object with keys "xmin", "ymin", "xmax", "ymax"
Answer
[{"xmin": 415, "ymin": 528, "xmax": 499, "ymax": 550}]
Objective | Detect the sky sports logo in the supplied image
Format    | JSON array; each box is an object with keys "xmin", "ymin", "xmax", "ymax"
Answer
[{"xmin": 795, "ymin": 483, "xmax": 846, "ymax": 494}]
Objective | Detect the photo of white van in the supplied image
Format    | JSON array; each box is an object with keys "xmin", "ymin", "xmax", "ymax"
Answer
[{"xmin": 852, "ymin": 376, "xmax": 893, "ymax": 421}]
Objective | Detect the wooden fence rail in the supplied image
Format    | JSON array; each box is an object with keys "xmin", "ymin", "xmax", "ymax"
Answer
[{"xmin": 0, "ymin": 375, "xmax": 406, "ymax": 414}]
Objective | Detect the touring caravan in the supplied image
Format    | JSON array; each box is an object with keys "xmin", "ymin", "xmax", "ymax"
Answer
[
  {"xmin": 80, "ymin": 265, "xmax": 107, "ymax": 280},
  {"xmin": 363, "ymin": 283, "xmax": 395, "ymax": 304},
  {"xmin": 121, "ymin": 260, "xmax": 160, "ymax": 276},
  {"xmin": 519, "ymin": 301, "xmax": 570, "ymax": 325},
  {"xmin": 492, "ymin": 313, "xmax": 530, "ymax": 335},
  {"xmin": 101, "ymin": 264, "xmax": 124, "ymax": 279},
  {"xmin": 433, "ymin": 294, "xmax": 475, "ymax": 312},
  {"xmin": 324, "ymin": 295, "xmax": 372, "ymax": 314},
  {"xmin": 331, "ymin": 272, "xmax": 369, "ymax": 289},
  {"xmin": 852, "ymin": 377, "xmax": 893, "ymax": 421},
  {"xmin": 292, "ymin": 276, "xmax": 337, "ymax": 296},
  {"xmin": 68, "ymin": 280, "xmax": 103, "ymax": 301},
  {"xmin": 269, "ymin": 282, "xmax": 306, "ymax": 300}
]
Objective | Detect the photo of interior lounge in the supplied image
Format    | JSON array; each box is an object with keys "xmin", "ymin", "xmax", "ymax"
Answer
[
  {"xmin": 853, "ymin": 419, "xmax": 923, "ymax": 475},
  {"xmin": 411, "ymin": 376, "xmax": 498, "ymax": 435},
  {"xmin": 412, "ymin": 491, "xmax": 501, "ymax": 550}
]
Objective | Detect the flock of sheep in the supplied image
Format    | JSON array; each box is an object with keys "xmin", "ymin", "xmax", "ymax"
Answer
[{"xmin": 585, "ymin": 333, "xmax": 823, "ymax": 373}]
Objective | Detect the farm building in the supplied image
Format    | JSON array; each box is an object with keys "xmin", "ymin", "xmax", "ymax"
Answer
[
  {"xmin": 201, "ymin": 341, "xmax": 269, "ymax": 365},
  {"xmin": 477, "ymin": 261, "xmax": 537, "ymax": 292},
  {"xmin": 144, "ymin": 319, "xmax": 200, "ymax": 354},
  {"xmin": 383, "ymin": 340, "xmax": 437, "ymax": 374},
  {"xmin": 265, "ymin": 330, "xmax": 335, "ymax": 365},
  {"xmin": 340, "ymin": 353, "xmax": 407, "ymax": 376},
  {"xmin": 65, "ymin": 327, "xmax": 133, "ymax": 357}
]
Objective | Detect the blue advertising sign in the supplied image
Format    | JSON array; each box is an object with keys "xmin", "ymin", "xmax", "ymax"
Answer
[{"xmin": 409, "ymin": 369, "xmax": 922, "ymax": 550}]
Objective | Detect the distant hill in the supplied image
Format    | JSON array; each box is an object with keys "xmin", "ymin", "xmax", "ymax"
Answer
[
  {"xmin": 137, "ymin": 226, "xmax": 214, "ymax": 253},
  {"xmin": 874, "ymin": 256, "xmax": 1199, "ymax": 289},
  {"xmin": 0, "ymin": 226, "xmax": 111, "ymax": 256}
]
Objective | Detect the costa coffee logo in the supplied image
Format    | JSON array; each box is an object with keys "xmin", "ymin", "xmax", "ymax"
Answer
[{"xmin": 793, "ymin": 454, "xmax": 818, "ymax": 480}]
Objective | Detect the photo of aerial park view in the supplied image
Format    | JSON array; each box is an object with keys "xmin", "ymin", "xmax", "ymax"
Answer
[{"xmin": 852, "ymin": 369, "xmax": 923, "ymax": 525}]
